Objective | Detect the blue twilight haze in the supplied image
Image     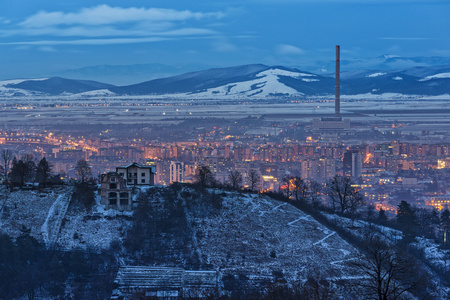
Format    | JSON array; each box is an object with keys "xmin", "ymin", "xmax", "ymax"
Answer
[{"xmin": 0, "ymin": 0, "xmax": 449, "ymax": 84}]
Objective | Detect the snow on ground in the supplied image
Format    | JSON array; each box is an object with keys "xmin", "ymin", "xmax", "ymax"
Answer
[
  {"xmin": 419, "ymin": 72, "xmax": 450, "ymax": 81},
  {"xmin": 70, "ymin": 89, "xmax": 116, "ymax": 97},
  {"xmin": 321, "ymin": 212, "xmax": 403, "ymax": 245},
  {"xmin": 180, "ymin": 68, "xmax": 319, "ymax": 99},
  {"xmin": 41, "ymin": 188, "xmax": 73, "ymax": 246},
  {"xmin": 321, "ymin": 211, "xmax": 450, "ymax": 291},
  {"xmin": 366, "ymin": 72, "xmax": 387, "ymax": 77},
  {"xmin": 341, "ymin": 92, "xmax": 408, "ymax": 100},
  {"xmin": 57, "ymin": 194, "xmax": 133, "ymax": 250},
  {"xmin": 0, "ymin": 78, "xmax": 48, "ymax": 87},
  {"xmin": 255, "ymin": 69, "xmax": 316, "ymax": 78},
  {"xmin": 0, "ymin": 78, "xmax": 49, "ymax": 97},
  {"xmin": 0, "ymin": 186, "xmax": 71, "ymax": 241},
  {"xmin": 0, "ymin": 185, "xmax": 134, "ymax": 250},
  {"xmin": 194, "ymin": 192, "xmax": 360, "ymax": 282},
  {"xmin": 188, "ymin": 70, "xmax": 303, "ymax": 98},
  {"xmin": 412, "ymin": 237, "xmax": 450, "ymax": 273}
]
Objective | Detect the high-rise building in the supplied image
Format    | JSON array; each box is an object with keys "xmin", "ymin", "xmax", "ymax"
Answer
[
  {"xmin": 170, "ymin": 161, "xmax": 185, "ymax": 184},
  {"xmin": 318, "ymin": 157, "xmax": 336, "ymax": 180},
  {"xmin": 301, "ymin": 157, "xmax": 336, "ymax": 182},
  {"xmin": 301, "ymin": 159, "xmax": 318, "ymax": 181},
  {"xmin": 343, "ymin": 151, "xmax": 362, "ymax": 178}
]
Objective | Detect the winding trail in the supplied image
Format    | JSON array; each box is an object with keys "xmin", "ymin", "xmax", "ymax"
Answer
[
  {"xmin": 287, "ymin": 216, "xmax": 310, "ymax": 226},
  {"xmin": 313, "ymin": 232, "xmax": 336, "ymax": 246},
  {"xmin": 41, "ymin": 187, "xmax": 73, "ymax": 247}
]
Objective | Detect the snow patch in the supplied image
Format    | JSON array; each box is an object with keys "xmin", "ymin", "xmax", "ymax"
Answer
[
  {"xmin": 71, "ymin": 89, "xmax": 116, "ymax": 97},
  {"xmin": 256, "ymin": 69, "xmax": 316, "ymax": 78},
  {"xmin": 366, "ymin": 72, "xmax": 387, "ymax": 78},
  {"xmin": 186, "ymin": 68, "xmax": 305, "ymax": 98},
  {"xmin": 0, "ymin": 78, "xmax": 49, "ymax": 87},
  {"xmin": 419, "ymin": 72, "xmax": 450, "ymax": 81}
]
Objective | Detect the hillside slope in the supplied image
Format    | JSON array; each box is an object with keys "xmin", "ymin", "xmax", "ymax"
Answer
[
  {"xmin": 120, "ymin": 186, "xmax": 363, "ymax": 297},
  {"xmin": 195, "ymin": 191, "xmax": 358, "ymax": 281}
]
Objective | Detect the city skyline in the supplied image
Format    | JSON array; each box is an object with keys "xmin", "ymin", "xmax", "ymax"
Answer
[{"xmin": 1, "ymin": 0, "xmax": 449, "ymax": 83}]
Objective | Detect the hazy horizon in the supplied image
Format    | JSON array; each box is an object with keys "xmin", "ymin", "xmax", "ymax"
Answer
[{"xmin": 1, "ymin": 0, "xmax": 449, "ymax": 83}]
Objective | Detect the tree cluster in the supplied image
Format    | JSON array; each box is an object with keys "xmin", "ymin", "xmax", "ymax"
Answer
[
  {"xmin": 6, "ymin": 154, "xmax": 57, "ymax": 188},
  {"xmin": 0, "ymin": 230, "xmax": 117, "ymax": 299}
]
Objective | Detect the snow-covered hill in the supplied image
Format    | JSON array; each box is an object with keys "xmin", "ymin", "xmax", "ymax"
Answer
[
  {"xmin": 2, "ymin": 63, "xmax": 450, "ymax": 98},
  {"xmin": 0, "ymin": 78, "xmax": 49, "ymax": 97},
  {"xmin": 194, "ymin": 191, "xmax": 359, "ymax": 282}
]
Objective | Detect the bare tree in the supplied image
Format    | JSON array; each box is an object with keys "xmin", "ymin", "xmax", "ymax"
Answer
[
  {"xmin": 351, "ymin": 234, "xmax": 420, "ymax": 300},
  {"xmin": 228, "ymin": 170, "xmax": 242, "ymax": 191},
  {"xmin": 194, "ymin": 165, "xmax": 215, "ymax": 187},
  {"xmin": 281, "ymin": 176, "xmax": 292, "ymax": 198},
  {"xmin": 1, "ymin": 149, "xmax": 13, "ymax": 179},
  {"xmin": 348, "ymin": 190, "xmax": 365, "ymax": 223},
  {"xmin": 75, "ymin": 159, "xmax": 92, "ymax": 184},
  {"xmin": 291, "ymin": 176, "xmax": 308, "ymax": 202},
  {"xmin": 308, "ymin": 180, "xmax": 322, "ymax": 207},
  {"xmin": 327, "ymin": 175, "xmax": 362, "ymax": 216},
  {"xmin": 247, "ymin": 169, "xmax": 260, "ymax": 192}
]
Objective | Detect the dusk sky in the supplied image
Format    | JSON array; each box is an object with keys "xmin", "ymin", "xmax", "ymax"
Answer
[{"xmin": 1, "ymin": 0, "xmax": 449, "ymax": 82}]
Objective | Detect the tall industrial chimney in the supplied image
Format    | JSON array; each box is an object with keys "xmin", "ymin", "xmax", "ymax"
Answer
[{"xmin": 335, "ymin": 45, "xmax": 340, "ymax": 116}]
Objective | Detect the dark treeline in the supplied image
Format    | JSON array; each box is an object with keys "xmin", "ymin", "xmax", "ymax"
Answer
[
  {"xmin": 0, "ymin": 228, "xmax": 118, "ymax": 299},
  {"xmin": 123, "ymin": 183, "xmax": 223, "ymax": 269},
  {"xmin": 8, "ymin": 155, "xmax": 63, "ymax": 188}
]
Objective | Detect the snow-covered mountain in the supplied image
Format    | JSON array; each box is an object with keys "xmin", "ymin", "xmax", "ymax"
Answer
[
  {"xmin": 5, "ymin": 77, "xmax": 115, "ymax": 95},
  {"xmin": 111, "ymin": 65, "xmax": 334, "ymax": 98},
  {"xmin": 0, "ymin": 78, "xmax": 49, "ymax": 97},
  {"xmin": 310, "ymin": 55, "xmax": 450, "ymax": 75},
  {"xmin": 2, "ymin": 64, "xmax": 450, "ymax": 98}
]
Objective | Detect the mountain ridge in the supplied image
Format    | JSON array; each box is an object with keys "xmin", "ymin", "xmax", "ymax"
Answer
[{"xmin": 2, "ymin": 63, "xmax": 450, "ymax": 98}]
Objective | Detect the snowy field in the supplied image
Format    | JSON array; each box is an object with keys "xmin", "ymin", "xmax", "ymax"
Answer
[
  {"xmin": 0, "ymin": 186, "xmax": 133, "ymax": 251},
  {"xmin": 1, "ymin": 96, "xmax": 450, "ymax": 126},
  {"xmin": 194, "ymin": 192, "xmax": 361, "ymax": 282},
  {"xmin": 0, "ymin": 186, "xmax": 71, "ymax": 241},
  {"xmin": 57, "ymin": 194, "xmax": 133, "ymax": 251}
]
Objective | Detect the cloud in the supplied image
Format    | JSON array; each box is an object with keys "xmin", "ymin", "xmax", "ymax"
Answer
[
  {"xmin": 1, "ymin": 25, "xmax": 217, "ymax": 38},
  {"xmin": 378, "ymin": 37, "xmax": 432, "ymax": 41},
  {"xmin": 212, "ymin": 39, "xmax": 238, "ymax": 52},
  {"xmin": 20, "ymin": 5, "xmax": 225, "ymax": 28},
  {"xmin": 38, "ymin": 46, "xmax": 56, "ymax": 52},
  {"xmin": 276, "ymin": 44, "xmax": 305, "ymax": 55},
  {"xmin": 0, "ymin": 17, "xmax": 10, "ymax": 24},
  {"xmin": 0, "ymin": 37, "xmax": 170, "ymax": 46},
  {"xmin": 0, "ymin": 5, "xmax": 225, "ymax": 46}
]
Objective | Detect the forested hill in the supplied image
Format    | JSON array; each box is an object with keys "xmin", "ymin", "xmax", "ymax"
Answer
[{"xmin": 1, "ymin": 184, "xmax": 448, "ymax": 298}]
